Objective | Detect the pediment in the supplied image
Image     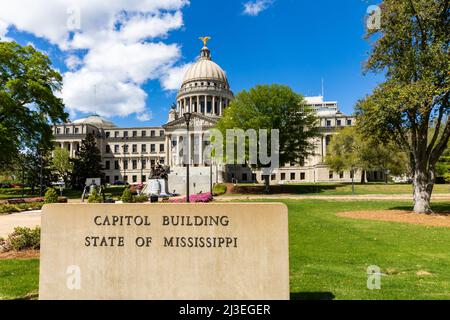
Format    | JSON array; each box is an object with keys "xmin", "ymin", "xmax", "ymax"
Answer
[{"xmin": 163, "ymin": 113, "xmax": 218, "ymax": 130}]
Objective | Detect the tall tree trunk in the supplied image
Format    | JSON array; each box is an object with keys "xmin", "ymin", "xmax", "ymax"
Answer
[{"xmin": 412, "ymin": 166, "xmax": 434, "ymax": 214}]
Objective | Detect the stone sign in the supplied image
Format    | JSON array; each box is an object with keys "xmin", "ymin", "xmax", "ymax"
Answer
[{"xmin": 39, "ymin": 203, "xmax": 289, "ymax": 300}]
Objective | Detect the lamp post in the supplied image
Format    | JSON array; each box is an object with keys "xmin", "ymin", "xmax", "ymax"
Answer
[{"xmin": 183, "ymin": 112, "xmax": 192, "ymax": 203}]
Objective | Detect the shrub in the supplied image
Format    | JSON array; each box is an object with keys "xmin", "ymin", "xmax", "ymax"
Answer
[
  {"xmin": 134, "ymin": 195, "xmax": 149, "ymax": 203},
  {"xmin": 5, "ymin": 227, "xmax": 41, "ymax": 251},
  {"xmin": 0, "ymin": 204, "xmax": 20, "ymax": 214},
  {"xmin": 88, "ymin": 188, "xmax": 103, "ymax": 203},
  {"xmin": 44, "ymin": 188, "xmax": 59, "ymax": 204},
  {"xmin": 0, "ymin": 202, "xmax": 43, "ymax": 215},
  {"xmin": 169, "ymin": 192, "xmax": 213, "ymax": 203},
  {"xmin": 213, "ymin": 183, "xmax": 227, "ymax": 196},
  {"xmin": 121, "ymin": 188, "xmax": 134, "ymax": 203}
]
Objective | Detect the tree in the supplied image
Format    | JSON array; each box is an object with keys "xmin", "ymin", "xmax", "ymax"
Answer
[
  {"xmin": 14, "ymin": 148, "xmax": 54, "ymax": 194},
  {"xmin": 216, "ymin": 84, "xmax": 319, "ymax": 193},
  {"xmin": 51, "ymin": 147, "xmax": 73, "ymax": 185},
  {"xmin": 355, "ymin": 0, "xmax": 449, "ymax": 213},
  {"xmin": 326, "ymin": 127, "xmax": 409, "ymax": 193},
  {"xmin": 71, "ymin": 134, "xmax": 104, "ymax": 190},
  {"xmin": 0, "ymin": 41, "xmax": 68, "ymax": 170}
]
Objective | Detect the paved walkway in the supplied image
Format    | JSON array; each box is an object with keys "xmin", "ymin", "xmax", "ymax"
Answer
[
  {"xmin": 214, "ymin": 193, "xmax": 450, "ymax": 201},
  {"xmin": 0, "ymin": 211, "xmax": 41, "ymax": 238}
]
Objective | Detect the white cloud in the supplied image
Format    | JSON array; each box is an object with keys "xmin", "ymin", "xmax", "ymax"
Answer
[
  {"xmin": 243, "ymin": 0, "xmax": 274, "ymax": 16},
  {"xmin": 0, "ymin": 19, "xmax": 12, "ymax": 41},
  {"xmin": 0, "ymin": 0, "xmax": 190, "ymax": 118},
  {"xmin": 160, "ymin": 63, "xmax": 193, "ymax": 91},
  {"xmin": 136, "ymin": 112, "xmax": 152, "ymax": 122}
]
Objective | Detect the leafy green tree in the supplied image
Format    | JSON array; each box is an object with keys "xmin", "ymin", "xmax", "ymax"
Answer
[
  {"xmin": 51, "ymin": 147, "xmax": 73, "ymax": 185},
  {"xmin": 121, "ymin": 187, "xmax": 134, "ymax": 203},
  {"xmin": 355, "ymin": 0, "xmax": 449, "ymax": 213},
  {"xmin": 71, "ymin": 133, "xmax": 104, "ymax": 190},
  {"xmin": 326, "ymin": 127, "xmax": 409, "ymax": 193},
  {"xmin": 0, "ymin": 41, "xmax": 67, "ymax": 170},
  {"xmin": 216, "ymin": 84, "xmax": 319, "ymax": 193}
]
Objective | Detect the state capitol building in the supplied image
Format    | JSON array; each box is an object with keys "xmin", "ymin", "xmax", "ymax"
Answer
[{"xmin": 53, "ymin": 39, "xmax": 382, "ymax": 194}]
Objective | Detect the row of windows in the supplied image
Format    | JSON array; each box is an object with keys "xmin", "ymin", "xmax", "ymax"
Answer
[
  {"xmin": 106, "ymin": 143, "xmax": 165, "ymax": 154},
  {"xmin": 104, "ymin": 158, "xmax": 165, "ymax": 170},
  {"xmin": 105, "ymin": 130, "xmax": 164, "ymax": 138},
  {"xmin": 105, "ymin": 175, "xmax": 147, "ymax": 184},
  {"xmin": 232, "ymin": 172, "xmax": 307, "ymax": 182},
  {"xmin": 56, "ymin": 127, "xmax": 97, "ymax": 135},
  {"xmin": 324, "ymin": 119, "xmax": 352, "ymax": 127},
  {"xmin": 329, "ymin": 171, "xmax": 354, "ymax": 179}
]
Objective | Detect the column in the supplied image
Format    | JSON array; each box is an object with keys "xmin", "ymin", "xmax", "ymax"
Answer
[
  {"xmin": 197, "ymin": 95, "xmax": 200, "ymax": 113},
  {"xmin": 189, "ymin": 96, "xmax": 192, "ymax": 113},
  {"xmin": 204, "ymin": 95, "xmax": 208, "ymax": 115},
  {"xmin": 199, "ymin": 133, "xmax": 204, "ymax": 166},
  {"xmin": 212, "ymin": 96, "xmax": 216, "ymax": 115},
  {"xmin": 176, "ymin": 135, "xmax": 180, "ymax": 166},
  {"xmin": 189, "ymin": 133, "xmax": 193, "ymax": 165},
  {"xmin": 219, "ymin": 97, "xmax": 223, "ymax": 116}
]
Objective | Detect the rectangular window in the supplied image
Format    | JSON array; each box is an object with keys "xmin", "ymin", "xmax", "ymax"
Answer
[
  {"xmin": 151, "ymin": 159, "xmax": 156, "ymax": 166},
  {"xmin": 142, "ymin": 175, "xmax": 147, "ymax": 183},
  {"xmin": 105, "ymin": 131, "xmax": 110, "ymax": 138},
  {"xmin": 141, "ymin": 130, "xmax": 147, "ymax": 137},
  {"xmin": 123, "ymin": 131, "xmax": 128, "ymax": 137},
  {"xmin": 114, "ymin": 145, "xmax": 119, "ymax": 153},
  {"xmin": 301, "ymin": 172, "xmax": 306, "ymax": 180},
  {"xmin": 124, "ymin": 175, "xmax": 128, "ymax": 182},
  {"xmin": 242, "ymin": 173, "xmax": 248, "ymax": 181},
  {"xmin": 350, "ymin": 170, "xmax": 354, "ymax": 179},
  {"xmin": 151, "ymin": 130, "xmax": 155, "ymax": 137},
  {"xmin": 132, "ymin": 175, "xmax": 137, "ymax": 183},
  {"xmin": 132, "ymin": 160, "xmax": 137, "ymax": 170},
  {"xmin": 132, "ymin": 144, "xmax": 137, "ymax": 153},
  {"xmin": 57, "ymin": 128, "xmax": 61, "ymax": 134},
  {"xmin": 105, "ymin": 176, "xmax": 110, "ymax": 184},
  {"xmin": 105, "ymin": 161, "xmax": 110, "ymax": 170},
  {"xmin": 159, "ymin": 158, "xmax": 165, "ymax": 165},
  {"xmin": 142, "ymin": 159, "xmax": 146, "ymax": 169},
  {"xmin": 329, "ymin": 171, "xmax": 333, "ymax": 179},
  {"xmin": 132, "ymin": 131, "xmax": 137, "ymax": 137},
  {"xmin": 160, "ymin": 144, "xmax": 165, "ymax": 152},
  {"xmin": 114, "ymin": 161, "xmax": 119, "ymax": 170},
  {"xmin": 123, "ymin": 160, "xmax": 128, "ymax": 170},
  {"xmin": 65, "ymin": 128, "xmax": 70, "ymax": 134},
  {"xmin": 347, "ymin": 119, "xmax": 352, "ymax": 126},
  {"xmin": 337, "ymin": 120, "xmax": 342, "ymax": 126},
  {"xmin": 281, "ymin": 173, "xmax": 286, "ymax": 181},
  {"xmin": 75, "ymin": 127, "xmax": 79, "ymax": 134},
  {"xmin": 326, "ymin": 120, "xmax": 332, "ymax": 127},
  {"xmin": 124, "ymin": 145, "xmax": 129, "ymax": 153},
  {"xmin": 151, "ymin": 144, "xmax": 156, "ymax": 153},
  {"xmin": 114, "ymin": 131, "xmax": 119, "ymax": 138},
  {"xmin": 291, "ymin": 172, "xmax": 296, "ymax": 180},
  {"xmin": 271, "ymin": 174, "xmax": 276, "ymax": 181},
  {"xmin": 160, "ymin": 130, "xmax": 164, "ymax": 137},
  {"xmin": 340, "ymin": 171, "xmax": 344, "ymax": 179},
  {"xmin": 114, "ymin": 175, "xmax": 119, "ymax": 182},
  {"xmin": 141, "ymin": 144, "xmax": 147, "ymax": 153},
  {"xmin": 106, "ymin": 145, "xmax": 111, "ymax": 153}
]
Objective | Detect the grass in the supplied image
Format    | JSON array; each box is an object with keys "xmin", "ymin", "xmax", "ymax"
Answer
[
  {"xmin": 226, "ymin": 182, "xmax": 450, "ymax": 196},
  {"xmin": 2, "ymin": 199, "xmax": 450, "ymax": 299},
  {"xmin": 0, "ymin": 259, "xmax": 39, "ymax": 300},
  {"xmin": 0, "ymin": 186, "xmax": 127, "ymax": 200}
]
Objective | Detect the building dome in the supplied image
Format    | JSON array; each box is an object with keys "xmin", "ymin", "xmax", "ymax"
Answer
[
  {"xmin": 182, "ymin": 59, "xmax": 228, "ymax": 86},
  {"xmin": 180, "ymin": 42, "xmax": 229, "ymax": 89},
  {"xmin": 73, "ymin": 115, "xmax": 117, "ymax": 128}
]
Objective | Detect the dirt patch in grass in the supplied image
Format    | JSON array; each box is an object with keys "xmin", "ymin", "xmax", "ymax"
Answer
[
  {"xmin": 336, "ymin": 210, "xmax": 450, "ymax": 228},
  {"xmin": 0, "ymin": 249, "xmax": 40, "ymax": 259}
]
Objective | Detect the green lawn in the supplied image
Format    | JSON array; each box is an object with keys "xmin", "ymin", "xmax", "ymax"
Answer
[
  {"xmin": 227, "ymin": 182, "xmax": 450, "ymax": 196},
  {"xmin": 1, "ymin": 199, "xmax": 450, "ymax": 299}
]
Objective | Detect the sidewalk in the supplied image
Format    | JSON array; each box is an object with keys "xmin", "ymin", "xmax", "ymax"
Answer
[{"xmin": 0, "ymin": 211, "xmax": 41, "ymax": 238}]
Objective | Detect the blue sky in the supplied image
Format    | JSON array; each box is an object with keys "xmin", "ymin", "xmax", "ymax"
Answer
[{"xmin": 0, "ymin": 0, "xmax": 383, "ymax": 128}]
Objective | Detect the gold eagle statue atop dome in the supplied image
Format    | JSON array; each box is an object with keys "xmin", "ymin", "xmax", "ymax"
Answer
[{"xmin": 199, "ymin": 36, "xmax": 211, "ymax": 47}]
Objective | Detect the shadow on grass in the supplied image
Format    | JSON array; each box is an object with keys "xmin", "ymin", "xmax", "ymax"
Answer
[
  {"xmin": 290, "ymin": 292, "xmax": 335, "ymax": 300},
  {"xmin": 389, "ymin": 203, "xmax": 450, "ymax": 215}
]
